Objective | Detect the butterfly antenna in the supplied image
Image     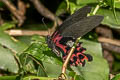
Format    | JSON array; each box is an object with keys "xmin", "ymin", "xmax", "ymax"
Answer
[{"xmin": 42, "ymin": 17, "xmax": 50, "ymax": 35}]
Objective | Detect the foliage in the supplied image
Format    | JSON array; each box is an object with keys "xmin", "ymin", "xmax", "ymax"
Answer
[
  {"xmin": 57, "ymin": 0, "xmax": 120, "ymax": 29},
  {"xmin": 112, "ymin": 73, "xmax": 120, "ymax": 80},
  {"xmin": 0, "ymin": 0, "xmax": 120, "ymax": 80}
]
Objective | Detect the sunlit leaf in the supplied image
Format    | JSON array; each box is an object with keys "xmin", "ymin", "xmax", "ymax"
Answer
[
  {"xmin": 0, "ymin": 76, "xmax": 17, "ymax": 80},
  {"xmin": 0, "ymin": 22, "xmax": 15, "ymax": 30},
  {"xmin": 115, "ymin": 1, "xmax": 120, "ymax": 8},
  {"xmin": 112, "ymin": 73, "xmax": 120, "ymax": 80},
  {"xmin": 0, "ymin": 45, "xmax": 18, "ymax": 73},
  {"xmin": 21, "ymin": 36, "xmax": 63, "ymax": 77},
  {"xmin": 0, "ymin": 30, "xmax": 28, "ymax": 54},
  {"xmin": 22, "ymin": 35, "xmax": 109, "ymax": 79},
  {"xmin": 56, "ymin": 1, "xmax": 67, "ymax": 16},
  {"xmin": 96, "ymin": 8, "xmax": 120, "ymax": 29}
]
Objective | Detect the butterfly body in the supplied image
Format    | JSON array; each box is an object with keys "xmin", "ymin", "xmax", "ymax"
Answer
[
  {"xmin": 47, "ymin": 31, "xmax": 75, "ymax": 57},
  {"xmin": 46, "ymin": 31, "xmax": 92, "ymax": 66},
  {"xmin": 46, "ymin": 6, "xmax": 103, "ymax": 66}
]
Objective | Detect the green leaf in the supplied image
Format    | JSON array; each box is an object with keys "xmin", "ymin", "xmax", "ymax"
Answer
[
  {"xmin": 56, "ymin": 0, "xmax": 99, "ymax": 16},
  {"xmin": 19, "ymin": 54, "xmax": 37, "ymax": 73},
  {"xmin": 56, "ymin": 1, "xmax": 67, "ymax": 16},
  {"xmin": 0, "ymin": 22, "xmax": 15, "ymax": 30},
  {"xmin": 0, "ymin": 45, "xmax": 19, "ymax": 73},
  {"xmin": 103, "ymin": 0, "xmax": 120, "ymax": 9},
  {"xmin": 22, "ymin": 36, "xmax": 63, "ymax": 77},
  {"xmin": 96, "ymin": 8, "xmax": 120, "ymax": 29},
  {"xmin": 75, "ymin": 75, "xmax": 85, "ymax": 80},
  {"xmin": 71, "ymin": 39, "xmax": 109, "ymax": 80},
  {"xmin": 104, "ymin": 0, "xmax": 118, "ymax": 24},
  {"xmin": 104, "ymin": 0, "xmax": 114, "ymax": 7},
  {"xmin": 19, "ymin": 53, "xmax": 47, "ymax": 76},
  {"xmin": 69, "ymin": 0, "xmax": 99, "ymax": 13},
  {"xmin": 75, "ymin": 0, "xmax": 99, "ymax": 5},
  {"xmin": 25, "ymin": 36, "xmax": 62, "ymax": 66},
  {"xmin": 21, "ymin": 36, "xmax": 72, "ymax": 77},
  {"xmin": 113, "ymin": 61, "xmax": 120, "ymax": 72},
  {"xmin": 0, "ymin": 28, "xmax": 28, "ymax": 73},
  {"xmin": 112, "ymin": 73, "xmax": 120, "ymax": 80},
  {"xmin": 115, "ymin": 1, "xmax": 120, "ymax": 8},
  {"xmin": 0, "ymin": 76, "xmax": 17, "ymax": 80},
  {"xmin": 0, "ymin": 1, "xmax": 4, "ymax": 7},
  {"xmin": 37, "ymin": 66, "xmax": 48, "ymax": 77},
  {"xmin": 20, "ymin": 36, "xmax": 109, "ymax": 79},
  {"xmin": 0, "ymin": 30, "xmax": 28, "ymax": 54},
  {"xmin": 42, "ymin": 63, "xmax": 62, "ymax": 77}
]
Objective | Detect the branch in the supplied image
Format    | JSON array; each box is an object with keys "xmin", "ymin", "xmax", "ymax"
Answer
[
  {"xmin": 101, "ymin": 42, "xmax": 120, "ymax": 53},
  {"xmin": 98, "ymin": 37, "xmax": 120, "ymax": 46},
  {"xmin": 30, "ymin": 0, "xmax": 62, "ymax": 26},
  {"xmin": 96, "ymin": 26, "xmax": 113, "ymax": 38},
  {"xmin": 5, "ymin": 29, "xmax": 120, "ymax": 46},
  {"xmin": 0, "ymin": 13, "xmax": 4, "ymax": 25},
  {"xmin": 1, "ymin": 0, "xmax": 26, "ymax": 26},
  {"xmin": 5, "ymin": 30, "xmax": 48, "ymax": 36},
  {"xmin": 98, "ymin": 37, "xmax": 120, "ymax": 53},
  {"xmin": 5, "ymin": 22, "xmax": 57, "ymax": 36}
]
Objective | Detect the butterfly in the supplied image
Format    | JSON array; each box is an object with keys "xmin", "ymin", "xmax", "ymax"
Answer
[{"xmin": 46, "ymin": 6, "xmax": 103, "ymax": 66}]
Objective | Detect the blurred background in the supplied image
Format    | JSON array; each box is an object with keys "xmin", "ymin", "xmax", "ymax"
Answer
[{"xmin": 0, "ymin": 0, "xmax": 120, "ymax": 80}]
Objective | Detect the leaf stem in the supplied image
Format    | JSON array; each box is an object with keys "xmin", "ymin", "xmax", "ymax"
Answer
[
  {"xmin": 66, "ymin": 0, "xmax": 69, "ymax": 10},
  {"xmin": 93, "ymin": 5, "xmax": 100, "ymax": 15}
]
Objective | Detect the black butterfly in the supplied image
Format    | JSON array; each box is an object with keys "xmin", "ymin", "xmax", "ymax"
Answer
[{"xmin": 46, "ymin": 6, "xmax": 103, "ymax": 66}]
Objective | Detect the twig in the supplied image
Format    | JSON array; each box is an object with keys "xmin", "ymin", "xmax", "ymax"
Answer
[
  {"xmin": 5, "ymin": 29, "xmax": 120, "ymax": 46},
  {"xmin": 96, "ymin": 26, "xmax": 114, "ymax": 71},
  {"xmin": 103, "ymin": 50, "xmax": 114, "ymax": 72},
  {"xmin": 110, "ymin": 74, "xmax": 115, "ymax": 80},
  {"xmin": 92, "ymin": 5, "xmax": 100, "ymax": 15},
  {"xmin": 30, "ymin": 0, "xmax": 62, "ymax": 26},
  {"xmin": 5, "ymin": 21, "xmax": 57, "ymax": 36},
  {"xmin": 1, "ymin": 0, "xmax": 26, "ymax": 26},
  {"xmin": 60, "ymin": 37, "xmax": 80, "ymax": 79},
  {"xmin": 0, "ymin": 13, "xmax": 4, "ymax": 25},
  {"xmin": 5, "ymin": 30, "xmax": 48, "ymax": 36},
  {"xmin": 61, "ymin": 47, "xmax": 75, "ymax": 74},
  {"xmin": 99, "ymin": 37, "xmax": 120, "ymax": 53},
  {"xmin": 98, "ymin": 37, "xmax": 120, "ymax": 46},
  {"xmin": 18, "ymin": 0, "xmax": 26, "ymax": 17},
  {"xmin": 101, "ymin": 42, "xmax": 120, "ymax": 53},
  {"xmin": 96, "ymin": 26, "xmax": 113, "ymax": 38}
]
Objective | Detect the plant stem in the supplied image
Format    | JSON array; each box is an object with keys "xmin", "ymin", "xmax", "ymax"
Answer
[
  {"xmin": 60, "ymin": 37, "xmax": 81, "ymax": 79},
  {"xmin": 93, "ymin": 5, "xmax": 100, "ymax": 15}
]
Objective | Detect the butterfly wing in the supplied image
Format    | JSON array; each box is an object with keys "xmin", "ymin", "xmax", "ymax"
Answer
[
  {"xmin": 58, "ymin": 6, "xmax": 92, "ymax": 32},
  {"xmin": 59, "ymin": 15, "xmax": 104, "ymax": 38},
  {"xmin": 47, "ymin": 6, "xmax": 103, "ymax": 66}
]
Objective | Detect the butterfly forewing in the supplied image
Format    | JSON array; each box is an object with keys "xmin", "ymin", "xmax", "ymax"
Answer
[
  {"xmin": 57, "ymin": 6, "xmax": 92, "ymax": 34},
  {"xmin": 60, "ymin": 15, "xmax": 104, "ymax": 38}
]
